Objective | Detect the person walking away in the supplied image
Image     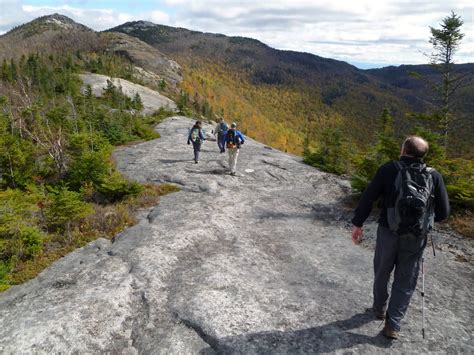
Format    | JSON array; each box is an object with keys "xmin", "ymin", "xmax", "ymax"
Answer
[
  {"xmin": 214, "ymin": 118, "xmax": 228, "ymax": 153},
  {"xmin": 187, "ymin": 121, "xmax": 205, "ymax": 163},
  {"xmin": 351, "ymin": 136, "xmax": 450, "ymax": 339},
  {"xmin": 224, "ymin": 122, "xmax": 245, "ymax": 175}
]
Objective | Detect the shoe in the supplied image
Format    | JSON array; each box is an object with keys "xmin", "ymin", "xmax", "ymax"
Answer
[
  {"xmin": 230, "ymin": 172, "xmax": 235, "ymax": 176},
  {"xmin": 195, "ymin": 160, "xmax": 198, "ymax": 164},
  {"xmin": 372, "ymin": 307, "xmax": 386, "ymax": 320},
  {"xmin": 382, "ymin": 323, "xmax": 399, "ymax": 339}
]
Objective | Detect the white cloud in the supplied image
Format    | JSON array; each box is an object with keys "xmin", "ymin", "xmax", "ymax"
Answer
[
  {"xmin": 1, "ymin": 0, "xmax": 473, "ymax": 66},
  {"xmin": 165, "ymin": 0, "xmax": 474, "ymax": 65}
]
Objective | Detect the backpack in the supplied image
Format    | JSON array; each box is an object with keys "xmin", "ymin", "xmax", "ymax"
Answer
[
  {"xmin": 226, "ymin": 129, "xmax": 237, "ymax": 149},
  {"xmin": 387, "ymin": 161, "xmax": 435, "ymax": 238},
  {"xmin": 217, "ymin": 122, "xmax": 228, "ymax": 134},
  {"xmin": 190, "ymin": 128, "xmax": 200, "ymax": 143}
]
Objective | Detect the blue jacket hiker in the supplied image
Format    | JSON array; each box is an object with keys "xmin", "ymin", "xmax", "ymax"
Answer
[
  {"xmin": 224, "ymin": 122, "xmax": 245, "ymax": 175},
  {"xmin": 214, "ymin": 118, "xmax": 228, "ymax": 153},
  {"xmin": 187, "ymin": 121, "xmax": 205, "ymax": 163}
]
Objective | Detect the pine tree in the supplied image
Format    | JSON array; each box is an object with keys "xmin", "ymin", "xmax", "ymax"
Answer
[{"xmin": 429, "ymin": 11, "xmax": 466, "ymax": 149}]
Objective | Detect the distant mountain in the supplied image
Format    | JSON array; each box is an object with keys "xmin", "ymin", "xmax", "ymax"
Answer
[
  {"xmin": 108, "ymin": 21, "xmax": 473, "ymax": 155},
  {"xmin": 0, "ymin": 15, "xmax": 471, "ymax": 155},
  {"xmin": 0, "ymin": 15, "xmax": 182, "ymax": 85},
  {"xmin": 7, "ymin": 13, "xmax": 92, "ymax": 37}
]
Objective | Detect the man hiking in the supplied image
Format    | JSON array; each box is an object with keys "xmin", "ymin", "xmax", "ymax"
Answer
[
  {"xmin": 351, "ymin": 136, "xmax": 450, "ymax": 339},
  {"xmin": 214, "ymin": 118, "xmax": 228, "ymax": 153},
  {"xmin": 187, "ymin": 121, "xmax": 205, "ymax": 163},
  {"xmin": 224, "ymin": 122, "xmax": 245, "ymax": 176}
]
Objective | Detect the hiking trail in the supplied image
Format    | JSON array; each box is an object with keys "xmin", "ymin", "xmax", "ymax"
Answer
[{"xmin": 0, "ymin": 116, "xmax": 472, "ymax": 353}]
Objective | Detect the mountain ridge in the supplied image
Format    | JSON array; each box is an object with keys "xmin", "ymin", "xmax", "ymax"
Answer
[{"xmin": 0, "ymin": 116, "xmax": 472, "ymax": 353}]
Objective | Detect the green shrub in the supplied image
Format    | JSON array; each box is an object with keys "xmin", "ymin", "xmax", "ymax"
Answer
[
  {"xmin": 0, "ymin": 112, "xmax": 36, "ymax": 188},
  {"xmin": 304, "ymin": 127, "xmax": 352, "ymax": 175},
  {"xmin": 0, "ymin": 188, "xmax": 46, "ymax": 273},
  {"xmin": 97, "ymin": 171, "xmax": 143, "ymax": 203},
  {"xmin": 44, "ymin": 185, "xmax": 93, "ymax": 235},
  {"xmin": 132, "ymin": 120, "xmax": 160, "ymax": 141},
  {"xmin": 67, "ymin": 132, "xmax": 112, "ymax": 190}
]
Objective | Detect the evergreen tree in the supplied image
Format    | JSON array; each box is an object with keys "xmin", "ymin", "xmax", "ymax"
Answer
[
  {"xmin": 429, "ymin": 11, "xmax": 466, "ymax": 150},
  {"xmin": 352, "ymin": 109, "xmax": 399, "ymax": 192},
  {"xmin": 132, "ymin": 93, "xmax": 144, "ymax": 111}
]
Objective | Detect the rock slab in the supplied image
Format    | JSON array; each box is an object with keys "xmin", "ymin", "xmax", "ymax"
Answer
[
  {"xmin": 79, "ymin": 73, "xmax": 177, "ymax": 115},
  {"xmin": 0, "ymin": 116, "xmax": 472, "ymax": 354}
]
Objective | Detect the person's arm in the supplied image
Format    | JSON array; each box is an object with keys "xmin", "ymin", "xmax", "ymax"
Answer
[
  {"xmin": 199, "ymin": 129, "xmax": 205, "ymax": 141},
  {"xmin": 238, "ymin": 132, "xmax": 245, "ymax": 144},
  {"xmin": 432, "ymin": 171, "xmax": 450, "ymax": 222},
  {"xmin": 351, "ymin": 165, "xmax": 386, "ymax": 244},
  {"xmin": 352, "ymin": 166, "xmax": 385, "ymax": 227}
]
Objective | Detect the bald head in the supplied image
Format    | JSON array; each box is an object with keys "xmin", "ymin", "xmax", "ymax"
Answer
[{"xmin": 401, "ymin": 136, "xmax": 429, "ymax": 159}]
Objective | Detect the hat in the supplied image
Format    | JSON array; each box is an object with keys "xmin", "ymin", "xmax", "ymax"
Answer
[{"xmin": 231, "ymin": 122, "xmax": 237, "ymax": 128}]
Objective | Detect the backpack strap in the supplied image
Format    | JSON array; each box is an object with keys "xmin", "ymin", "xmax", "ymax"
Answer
[{"xmin": 393, "ymin": 160, "xmax": 405, "ymax": 171}]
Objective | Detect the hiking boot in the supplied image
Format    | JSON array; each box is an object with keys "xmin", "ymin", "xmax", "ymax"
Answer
[
  {"xmin": 372, "ymin": 307, "xmax": 386, "ymax": 320},
  {"xmin": 382, "ymin": 323, "xmax": 399, "ymax": 339}
]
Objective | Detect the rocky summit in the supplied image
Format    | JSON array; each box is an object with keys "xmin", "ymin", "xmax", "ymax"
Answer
[{"xmin": 0, "ymin": 116, "xmax": 472, "ymax": 353}]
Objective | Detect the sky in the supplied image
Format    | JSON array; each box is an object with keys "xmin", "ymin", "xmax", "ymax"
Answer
[{"xmin": 0, "ymin": 0, "xmax": 473, "ymax": 69}]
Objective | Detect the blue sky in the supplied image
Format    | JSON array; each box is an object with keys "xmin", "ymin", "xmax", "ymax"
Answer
[{"xmin": 1, "ymin": 0, "xmax": 473, "ymax": 69}]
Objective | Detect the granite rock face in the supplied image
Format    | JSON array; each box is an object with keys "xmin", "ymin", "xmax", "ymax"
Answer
[
  {"xmin": 106, "ymin": 32, "xmax": 182, "ymax": 86},
  {"xmin": 79, "ymin": 73, "xmax": 177, "ymax": 115},
  {"xmin": 0, "ymin": 116, "xmax": 472, "ymax": 354}
]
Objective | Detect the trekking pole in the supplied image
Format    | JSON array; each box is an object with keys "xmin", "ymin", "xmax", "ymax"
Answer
[
  {"xmin": 430, "ymin": 234, "xmax": 436, "ymax": 257},
  {"xmin": 421, "ymin": 256, "xmax": 425, "ymax": 339}
]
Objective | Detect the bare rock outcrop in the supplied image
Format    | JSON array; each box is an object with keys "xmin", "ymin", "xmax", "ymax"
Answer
[
  {"xmin": 106, "ymin": 32, "xmax": 182, "ymax": 86},
  {"xmin": 0, "ymin": 117, "xmax": 472, "ymax": 353},
  {"xmin": 79, "ymin": 73, "xmax": 177, "ymax": 115}
]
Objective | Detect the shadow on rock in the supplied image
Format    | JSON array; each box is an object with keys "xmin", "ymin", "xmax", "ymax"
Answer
[
  {"xmin": 160, "ymin": 159, "xmax": 192, "ymax": 164},
  {"xmin": 199, "ymin": 311, "xmax": 391, "ymax": 354},
  {"xmin": 188, "ymin": 169, "xmax": 230, "ymax": 175}
]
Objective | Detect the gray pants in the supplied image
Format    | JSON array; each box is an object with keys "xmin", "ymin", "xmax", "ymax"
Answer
[
  {"xmin": 192, "ymin": 141, "xmax": 201, "ymax": 162},
  {"xmin": 373, "ymin": 225, "xmax": 426, "ymax": 331}
]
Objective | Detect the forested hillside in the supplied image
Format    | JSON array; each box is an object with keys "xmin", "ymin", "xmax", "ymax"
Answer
[
  {"xmin": 109, "ymin": 20, "xmax": 473, "ymax": 230},
  {"xmin": 0, "ymin": 25, "xmax": 179, "ymax": 290},
  {"xmin": 109, "ymin": 21, "xmax": 473, "ymax": 158}
]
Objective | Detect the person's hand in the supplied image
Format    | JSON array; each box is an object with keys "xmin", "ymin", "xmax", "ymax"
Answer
[{"xmin": 352, "ymin": 225, "xmax": 363, "ymax": 244}]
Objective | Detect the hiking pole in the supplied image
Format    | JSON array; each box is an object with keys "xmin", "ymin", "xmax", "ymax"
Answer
[
  {"xmin": 430, "ymin": 234, "xmax": 436, "ymax": 257},
  {"xmin": 421, "ymin": 256, "xmax": 425, "ymax": 339}
]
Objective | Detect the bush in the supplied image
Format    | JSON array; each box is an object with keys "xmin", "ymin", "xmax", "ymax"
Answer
[
  {"xmin": 97, "ymin": 171, "xmax": 143, "ymax": 203},
  {"xmin": 0, "ymin": 188, "xmax": 46, "ymax": 289},
  {"xmin": 0, "ymin": 113, "xmax": 36, "ymax": 188},
  {"xmin": 304, "ymin": 127, "xmax": 352, "ymax": 175},
  {"xmin": 44, "ymin": 185, "xmax": 93, "ymax": 236},
  {"xmin": 67, "ymin": 133, "xmax": 112, "ymax": 190}
]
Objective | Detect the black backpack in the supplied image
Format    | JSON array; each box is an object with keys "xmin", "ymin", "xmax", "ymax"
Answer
[
  {"xmin": 387, "ymin": 161, "xmax": 435, "ymax": 238},
  {"xmin": 226, "ymin": 129, "xmax": 237, "ymax": 148}
]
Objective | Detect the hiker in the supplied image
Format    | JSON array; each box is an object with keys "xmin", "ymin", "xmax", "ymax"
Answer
[
  {"xmin": 224, "ymin": 122, "xmax": 245, "ymax": 175},
  {"xmin": 351, "ymin": 136, "xmax": 450, "ymax": 339},
  {"xmin": 187, "ymin": 121, "xmax": 205, "ymax": 163},
  {"xmin": 214, "ymin": 118, "xmax": 228, "ymax": 153}
]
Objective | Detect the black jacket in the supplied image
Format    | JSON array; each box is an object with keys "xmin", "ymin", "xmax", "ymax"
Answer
[{"xmin": 352, "ymin": 156, "xmax": 450, "ymax": 228}]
